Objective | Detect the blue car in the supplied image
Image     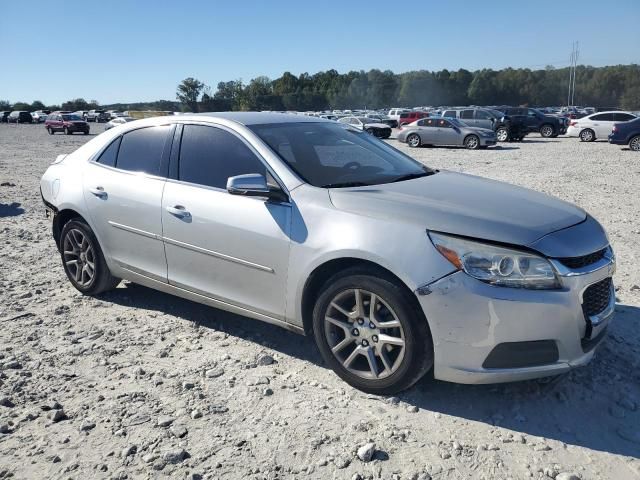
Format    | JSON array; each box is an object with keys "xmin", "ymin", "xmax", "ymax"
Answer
[{"xmin": 608, "ymin": 116, "xmax": 640, "ymax": 151}]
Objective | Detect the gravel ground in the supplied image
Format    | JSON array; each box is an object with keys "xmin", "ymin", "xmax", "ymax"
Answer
[{"xmin": 0, "ymin": 123, "xmax": 639, "ymax": 480}]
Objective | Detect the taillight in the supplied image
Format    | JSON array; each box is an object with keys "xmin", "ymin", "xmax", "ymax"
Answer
[{"xmin": 612, "ymin": 125, "xmax": 618, "ymax": 132}]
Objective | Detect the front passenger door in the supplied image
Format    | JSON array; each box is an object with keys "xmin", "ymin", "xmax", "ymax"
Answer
[{"xmin": 162, "ymin": 124, "xmax": 292, "ymax": 320}]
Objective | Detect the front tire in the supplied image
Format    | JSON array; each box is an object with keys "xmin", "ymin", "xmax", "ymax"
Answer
[
  {"xmin": 64, "ymin": 127, "xmax": 71, "ymax": 135},
  {"xmin": 540, "ymin": 124, "xmax": 554, "ymax": 138},
  {"xmin": 579, "ymin": 129, "xmax": 595, "ymax": 142},
  {"xmin": 47, "ymin": 127, "xmax": 53, "ymax": 135},
  {"xmin": 630, "ymin": 135, "xmax": 640, "ymax": 151},
  {"xmin": 406, "ymin": 133, "xmax": 421, "ymax": 148},
  {"xmin": 312, "ymin": 267, "xmax": 433, "ymax": 394},
  {"xmin": 60, "ymin": 219, "xmax": 120, "ymax": 295},
  {"xmin": 496, "ymin": 127, "xmax": 508, "ymax": 142},
  {"xmin": 464, "ymin": 134, "xmax": 480, "ymax": 149}
]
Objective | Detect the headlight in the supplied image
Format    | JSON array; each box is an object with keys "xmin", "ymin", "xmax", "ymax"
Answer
[{"xmin": 429, "ymin": 232, "xmax": 560, "ymax": 289}]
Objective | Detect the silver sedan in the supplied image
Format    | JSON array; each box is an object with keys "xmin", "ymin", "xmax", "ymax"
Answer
[
  {"xmin": 40, "ymin": 113, "xmax": 614, "ymax": 394},
  {"xmin": 397, "ymin": 117, "xmax": 497, "ymax": 149}
]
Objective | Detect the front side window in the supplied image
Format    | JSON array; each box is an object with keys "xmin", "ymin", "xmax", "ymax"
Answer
[
  {"xmin": 250, "ymin": 122, "xmax": 432, "ymax": 188},
  {"xmin": 615, "ymin": 113, "xmax": 635, "ymax": 122},
  {"xmin": 460, "ymin": 110, "xmax": 474, "ymax": 119},
  {"xmin": 436, "ymin": 119, "xmax": 452, "ymax": 128},
  {"xmin": 591, "ymin": 113, "xmax": 615, "ymax": 121},
  {"xmin": 116, "ymin": 125, "xmax": 171, "ymax": 176},
  {"xmin": 476, "ymin": 110, "xmax": 492, "ymax": 119},
  {"xmin": 178, "ymin": 125, "xmax": 266, "ymax": 189},
  {"xmin": 96, "ymin": 137, "xmax": 121, "ymax": 168}
]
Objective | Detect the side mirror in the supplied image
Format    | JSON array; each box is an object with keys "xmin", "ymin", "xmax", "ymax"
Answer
[{"xmin": 227, "ymin": 174, "xmax": 288, "ymax": 202}]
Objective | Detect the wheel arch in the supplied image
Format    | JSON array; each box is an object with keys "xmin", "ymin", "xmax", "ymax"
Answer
[
  {"xmin": 463, "ymin": 133, "xmax": 479, "ymax": 144},
  {"xmin": 52, "ymin": 209, "xmax": 87, "ymax": 250},
  {"xmin": 300, "ymin": 257, "xmax": 427, "ymax": 336}
]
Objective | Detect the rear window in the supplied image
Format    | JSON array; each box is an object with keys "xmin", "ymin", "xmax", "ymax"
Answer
[{"xmin": 116, "ymin": 126, "xmax": 171, "ymax": 176}]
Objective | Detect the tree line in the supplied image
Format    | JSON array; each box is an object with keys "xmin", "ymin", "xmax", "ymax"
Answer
[
  {"xmin": 176, "ymin": 64, "xmax": 640, "ymax": 112},
  {"xmin": 2, "ymin": 64, "xmax": 638, "ymax": 114}
]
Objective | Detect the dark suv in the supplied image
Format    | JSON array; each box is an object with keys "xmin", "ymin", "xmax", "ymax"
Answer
[
  {"xmin": 7, "ymin": 111, "xmax": 33, "ymax": 123},
  {"xmin": 495, "ymin": 107, "xmax": 567, "ymax": 138},
  {"xmin": 45, "ymin": 112, "xmax": 90, "ymax": 135},
  {"xmin": 609, "ymin": 117, "xmax": 640, "ymax": 151},
  {"xmin": 0, "ymin": 111, "xmax": 11, "ymax": 123}
]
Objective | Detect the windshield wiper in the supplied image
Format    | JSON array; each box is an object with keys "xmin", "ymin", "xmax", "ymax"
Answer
[
  {"xmin": 321, "ymin": 181, "xmax": 371, "ymax": 189},
  {"xmin": 389, "ymin": 170, "xmax": 436, "ymax": 183}
]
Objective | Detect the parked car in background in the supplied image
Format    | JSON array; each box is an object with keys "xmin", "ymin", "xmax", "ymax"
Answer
[
  {"xmin": 104, "ymin": 116, "xmax": 136, "ymax": 130},
  {"xmin": 86, "ymin": 110, "xmax": 110, "ymax": 123},
  {"xmin": 442, "ymin": 108, "xmax": 509, "ymax": 139},
  {"xmin": 8, "ymin": 111, "xmax": 33, "ymax": 123},
  {"xmin": 364, "ymin": 113, "xmax": 397, "ymax": 128},
  {"xmin": 40, "ymin": 112, "xmax": 615, "ymax": 394},
  {"xmin": 387, "ymin": 108, "xmax": 410, "ymax": 123},
  {"xmin": 45, "ymin": 112, "xmax": 90, "ymax": 135},
  {"xmin": 398, "ymin": 111, "xmax": 428, "ymax": 126},
  {"xmin": 397, "ymin": 117, "xmax": 497, "ymax": 149},
  {"xmin": 567, "ymin": 111, "xmax": 637, "ymax": 142},
  {"xmin": 496, "ymin": 107, "xmax": 567, "ymax": 137},
  {"xmin": 0, "ymin": 111, "xmax": 11, "ymax": 123},
  {"xmin": 106, "ymin": 110, "xmax": 125, "ymax": 120},
  {"xmin": 32, "ymin": 111, "xmax": 49, "ymax": 123},
  {"xmin": 337, "ymin": 116, "xmax": 392, "ymax": 138},
  {"xmin": 608, "ymin": 117, "xmax": 640, "ymax": 151}
]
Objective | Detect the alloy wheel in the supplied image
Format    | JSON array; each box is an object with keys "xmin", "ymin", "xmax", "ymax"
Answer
[
  {"xmin": 580, "ymin": 129, "xmax": 594, "ymax": 142},
  {"xmin": 63, "ymin": 228, "xmax": 95, "ymax": 287},
  {"xmin": 324, "ymin": 288, "xmax": 405, "ymax": 380},
  {"xmin": 630, "ymin": 136, "xmax": 640, "ymax": 151},
  {"xmin": 496, "ymin": 128, "xmax": 508, "ymax": 142},
  {"xmin": 465, "ymin": 136, "xmax": 479, "ymax": 149},
  {"xmin": 541, "ymin": 125, "xmax": 554, "ymax": 137},
  {"xmin": 407, "ymin": 134, "xmax": 420, "ymax": 147}
]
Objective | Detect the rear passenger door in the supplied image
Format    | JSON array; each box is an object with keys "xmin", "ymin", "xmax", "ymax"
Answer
[
  {"xmin": 83, "ymin": 125, "xmax": 173, "ymax": 282},
  {"xmin": 161, "ymin": 123, "xmax": 292, "ymax": 320},
  {"xmin": 590, "ymin": 113, "xmax": 615, "ymax": 138},
  {"xmin": 460, "ymin": 109, "xmax": 475, "ymax": 127},
  {"xmin": 474, "ymin": 109, "xmax": 495, "ymax": 129}
]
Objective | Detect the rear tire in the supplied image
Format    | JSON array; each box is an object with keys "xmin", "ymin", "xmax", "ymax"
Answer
[
  {"xmin": 579, "ymin": 129, "xmax": 595, "ymax": 142},
  {"xmin": 464, "ymin": 134, "xmax": 480, "ymax": 149},
  {"xmin": 47, "ymin": 127, "xmax": 53, "ymax": 135},
  {"xmin": 59, "ymin": 219, "xmax": 120, "ymax": 295},
  {"xmin": 312, "ymin": 267, "xmax": 433, "ymax": 395},
  {"xmin": 629, "ymin": 135, "xmax": 640, "ymax": 151},
  {"xmin": 406, "ymin": 133, "xmax": 421, "ymax": 148},
  {"xmin": 64, "ymin": 127, "xmax": 71, "ymax": 135}
]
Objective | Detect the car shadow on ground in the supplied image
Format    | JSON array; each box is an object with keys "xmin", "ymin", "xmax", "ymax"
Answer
[
  {"xmin": 102, "ymin": 282, "xmax": 640, "ymax": 458},
  {"xmin": 0, "ymin": 202, "xmax": 25, "ymax": 217}
]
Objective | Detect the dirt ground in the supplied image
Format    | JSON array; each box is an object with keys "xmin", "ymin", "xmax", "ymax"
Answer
[{"xmin": 0, "ymin": 122, "xmax": 639, "ymax": 480}]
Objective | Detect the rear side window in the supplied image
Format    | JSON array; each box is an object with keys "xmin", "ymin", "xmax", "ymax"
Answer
[
  {"xmin": 460, "ymin": 110, "xmax": 474, "ymax": 119},
  {"xmin": 178, "ymin": 125, "xmax": 266, "ymax": 189},
  {"xmin": 442, "ymin": 110, "xmax": 456, "ymax": 118},
  {"xmin": 591, "ymin": 113, "xmax": 615, "ymax": 121},
  {"xmin": 400, "ymin": 113, "xmax": 409, "ymax": 118},
  {"xmin": 614, "ymin": 113, "xmax": 635, "ymax": 122},
  {"xmin": 116, "ymin": 126, "xmax": 171, "ymax": 176},
  {"xmin": 96, "ymin": 137, "xmax": 121, "ymax": 168}
]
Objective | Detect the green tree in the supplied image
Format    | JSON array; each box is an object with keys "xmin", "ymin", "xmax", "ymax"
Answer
[{"xmin": 176, "ymin": 77, "xmax": 205, "ymax": 112}]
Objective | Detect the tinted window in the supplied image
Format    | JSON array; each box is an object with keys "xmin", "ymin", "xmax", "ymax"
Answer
[
  {"xmin": 436, "ymin": 119, "xmax": 452, "ymax": 128},
  {"xmin": 179, "ymin": 125, "xmax": 266, "ymax": 189},
  {"xmin": 442, "ymin": 110, "xmax": 456, "ymax": 118},
  {"xmin": 424, "ymin": 118, "xmax": 437, "ymax": 127},
  {"xmin": 614, "ymin": 113, "xmax": 635, "ymax": 122},
  {"xmin": 591, "ymin": 113, "xmax": 615, "ymax": 121},
  {"xmin": 400, "ymin": 113, "xmax": 409, "ymax": 118},
  {"xmin": 116, "ymin": 126, "xmax": 170, "ymax": 176},
  {"xmin": 476, "ymin": 110, "xmax": 492, "ymax": 119},
  {"xmin": 460, "ymin": 110, "xmax": 474, "ymax": 119},
  {"xmin": 96, "ymin": 137, "xmax": 121, "ymax": 168}
]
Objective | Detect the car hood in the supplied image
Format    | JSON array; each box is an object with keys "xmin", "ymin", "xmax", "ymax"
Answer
[{"xmin": 328, "ymin": 171, "xmax": 589, "ymax": 254}]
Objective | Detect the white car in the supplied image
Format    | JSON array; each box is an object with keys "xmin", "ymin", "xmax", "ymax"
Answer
[
  {"xmin": 387, "ymin": 108, "xmax": 410, "ymax": 122},
  {"xmin": 567, "ymin": 111, "xmax": 637, "ymax": 142},
  {"xmin": 104, "ymin": 116, "xmax": 135, "ymax": 130},
  {"xmin": 31, "ymin": 111, "xmax": 49, "ymax": 123}
]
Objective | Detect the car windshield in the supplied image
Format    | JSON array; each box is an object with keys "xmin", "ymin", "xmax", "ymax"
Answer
[
  {"xmin": 250, "ymin": 122, "xmax": 434, "ymax": 188},
  {"xmin": 62, "ymin": 114, "xmax": 82, "ymax": 121}
]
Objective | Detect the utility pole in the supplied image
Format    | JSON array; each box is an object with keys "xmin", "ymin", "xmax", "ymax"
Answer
[{"xmin": 567, "ymin": 41, "xmax": 580, "ymax": 108}]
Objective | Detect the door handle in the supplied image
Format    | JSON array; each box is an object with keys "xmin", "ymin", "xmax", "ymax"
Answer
[
  {"xmin": 166, "ymin": 205, "xmax": 191, "ymax": 218},
  {"xmin": 89, "ymin": 186, "xmax": 107, "ymax": 197}
]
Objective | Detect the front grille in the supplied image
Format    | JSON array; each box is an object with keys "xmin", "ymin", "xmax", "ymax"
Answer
[
  {"xmin": 582, "ymin": 277, "xmax": 612, "ymax": 317},
  {"xmin": 558, "ymin": 248, "xmax": 606, "ymax": 269}
]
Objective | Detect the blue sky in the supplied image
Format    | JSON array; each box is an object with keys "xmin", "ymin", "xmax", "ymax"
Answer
[{"xmin": 1, "ymin": 0, "xmax": 638, "ymax": 105}]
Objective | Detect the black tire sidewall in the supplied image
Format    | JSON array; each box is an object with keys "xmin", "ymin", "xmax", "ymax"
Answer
[
  {"xmin": 59, "ymin": 219, "xmax": 114, "ymax": 295},
  {"xmin": 407, "ymin": 134, "xmax": 420, "ymax": 147},
  {"xmin": 312, "ymin": 272, "xmax": 433, "ymax": 394},
  {"xmin": 630, "ymin": 136, "xmax": 640, "ymax": 151}
]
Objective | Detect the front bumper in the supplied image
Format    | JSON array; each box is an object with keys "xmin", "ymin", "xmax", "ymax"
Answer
[
  {"xmin": 608, "ymin": 134, "xmax": 627, "ymax": 145},
  {"xmin": 418, "ymin": 249, "xmax": 615, "ymax": 384}
]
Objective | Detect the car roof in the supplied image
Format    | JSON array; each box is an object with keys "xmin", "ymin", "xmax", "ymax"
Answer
[{"xmin": 193, "ymin": 111, "xmax": 331, "ymax": 125}]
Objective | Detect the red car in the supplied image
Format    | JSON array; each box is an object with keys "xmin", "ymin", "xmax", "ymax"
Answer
[
  {"xmin": 398, "ymin": 111, "xmax": 428, "ymax": 126},
  {"xmin": 45, "ymin": 112, "xmax": 90, "ymax": 135}
]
